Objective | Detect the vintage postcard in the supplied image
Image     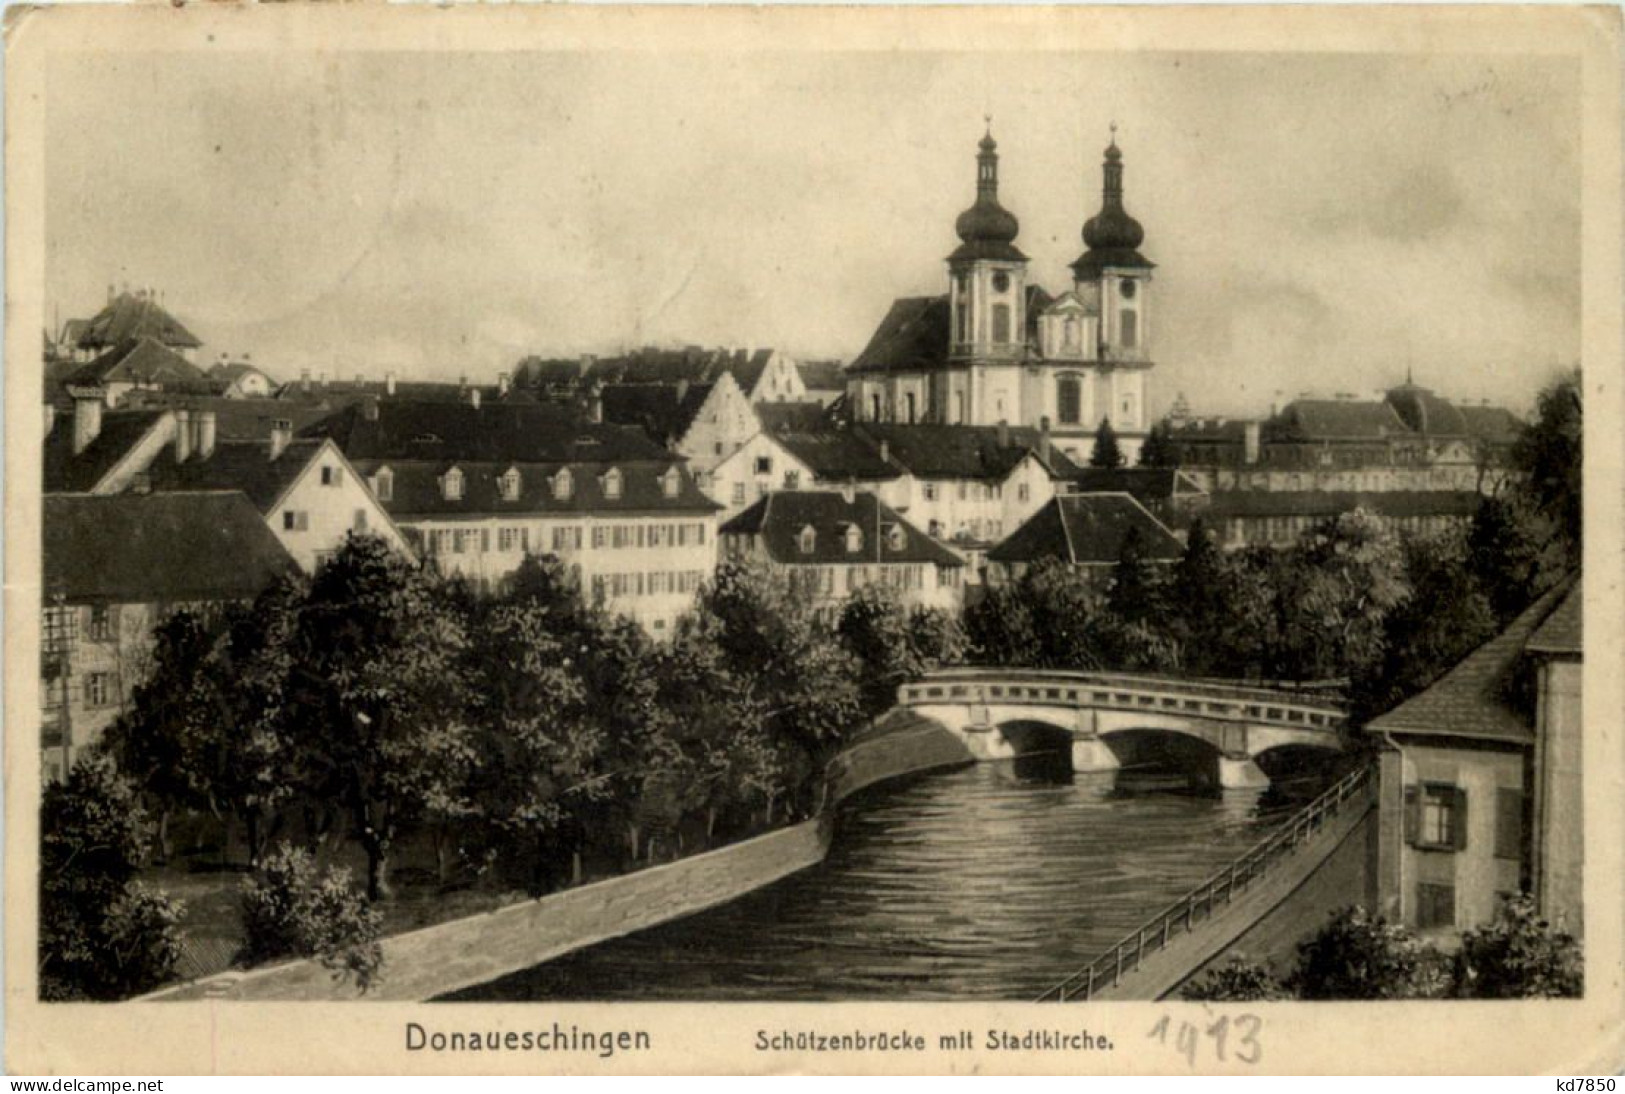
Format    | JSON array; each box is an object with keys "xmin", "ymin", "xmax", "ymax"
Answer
[{"xmin": 4, "ymin": 2, "xmax": 1622, "ymax": 1076}]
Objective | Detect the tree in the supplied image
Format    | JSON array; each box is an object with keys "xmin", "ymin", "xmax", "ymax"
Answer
[
  {"xmin": 1289, "ymin": 906, "xmax": 1452, "ymax": 999},
  {"xmin": 1511, "ymin": 367, "xmax": 1581, "ymax": 566},
  {"xmin": 1172, "ymin": 518, "xmax": 1228, "ymax": 675},
  {"xmin": 1018, "ymin": 558, "xmax": 1106, "ymax": 669},
  {"xmin": 964, "ymin": 582, "xmax": 1040, "ymax": 666},
  {"xmin": 1089, "ymin": 417, "xmax": 1126, "ymax": 470},
  {"xmin": 1466, "ymin": 495, "xmax": 1545, "ymax": 627},
  {"xmin": 1275, "ymin": 510, "xmax": 1409, "ymax": 682},
  {"xmin": 837, "ymin": 586, "xmax": 970, "ymax": 718},
  {"xmin": 238, "ymin": 843, "xmax": 383, "ymax": 992},
  {"xmin": 1138, "ymin": 420, "xmax": 1177, "ymax": 468},
  {"xmin": 1180, "ymin": 955, "xmax": 1288, "ymax": 1001},
  {"xmin": 289, "ymin": 533, "xmax": 474, "ymax": 901},
  {"xmin": 39, "ymin": 754, "xmax": 184, "ymax": 1000},
  {"xmin": 1454, "ymin": 895, "xmax": 1582, "ymax": 998}
]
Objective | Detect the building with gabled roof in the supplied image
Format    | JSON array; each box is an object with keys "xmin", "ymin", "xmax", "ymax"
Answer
[
  {"xmin": 985, "ymin": 492, "xmax": 1185, "ymax": 584},
  {"xmin": 72, "ymin": 288, "xmax": 203, "ymax": 360},
  {"xmin": 61, "ymin": 337, "xmax": 211, "ymax": 406},
  {"xmin": 720, "ymin": 490, "xmax": 964, "ymax": 615},
  {"xmin": 40, "ymin": 491, "xmax": 298, "ymax": 781},
  {"xmin": 1061, "ymin": 466, "xmax": 1210, "ymax": 528},
  {"xmin": 208, "ymin": 359, "xmax": 279, "ymax": 399},
  {"xmin": 845, "ymin": 128, "xmax": 1158, "ymax": 463},
  {"xmin": 598, "ymin": 371, "xmax": 759, "ymax": 473},
  {"xmin": 1367, "ymin": 576, "xmax": 1583, "ymax": 938},
  {"xmin": 44, "ymin": 397, "xmax": 176, "ymax": 496}
]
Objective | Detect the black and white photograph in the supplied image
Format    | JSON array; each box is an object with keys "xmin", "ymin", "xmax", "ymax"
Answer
[{"xmin": 6, "ymin": 3, "xmax": 1620, "ymax": 1077}]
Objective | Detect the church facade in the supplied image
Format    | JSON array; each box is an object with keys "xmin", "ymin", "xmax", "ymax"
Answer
[{"xmin": 845, "ymin": 128, "xmax": 1157, "ymax": 463}]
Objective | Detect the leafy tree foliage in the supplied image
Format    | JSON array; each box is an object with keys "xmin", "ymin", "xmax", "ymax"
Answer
[
  {"xmin": 1179, "ymin": 955, "xmax": 1288, "ymax": 1001},
  {"xmin": 1089, "ymin": 417, "xmax": 1126, "ymax": 469},
  {"xmin": 838, "ymin": 585, "xmax": 969, "ymax": 718},
  {"xmin": 1453, "ymin": 895, "xmax": 1582, "ymax": 998},
  {"xmin": 1511, "ymin": 367, "xmax": 1582, "ymax": 565},
  {"xmin": 238, "ymin": 843, "xmax": 382, "ymax": 992},
  {"xmin": 1137, "ymin": 420, "xmax": 1177, "ymax": 468},
  {"xmin": 39, "ymin": 755, "xmax": 183, "ymax": 1000},
  {"xmin": 1289, "ymin": 906, "xmax": 1452, "ymax": 1000}
]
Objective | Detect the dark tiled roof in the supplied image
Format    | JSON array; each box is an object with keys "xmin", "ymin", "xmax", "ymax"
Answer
[
  {"xmin": 66, "ymin": 337, "xmax": 209, "ymax": 390},
  {"xmin": 147, "ymin": 438, "xmax": 329, "ymax": 514},
  {"xmin": 117, "ymin": 392, "xmax": 341, "ymax": 441},
  {"xmin": 586, "ymin": 348, "xmax": 715, "ymax": 387},
  {"xmin": 988, "ymin": 493, "xmax": 1185, "ymax": 566},
  {"xmin": 947, "ymin": 239, "xmax": 1028, "ymax": 263},
  {"xmin": 515, "ymin": 357, "xmax": 590, "ymax": 388},
  {"xmin": 797, "ymin": 359, "xmax": 848, "ymax": 392},
  {"xmin": 1526, "ymin": 577, "xmax": 1582, "ymax": 655},
  {"xmin": 208, "ymin": 362, "xmax": 277, "ymax": 386},
  {"xmin": 1203, "ymin": 490, "xmax": 1483, "ymax": 520},
  {"xmin": 43, "ymin": 492, "xmax": 295, "ymax": 604},
  {"xmin": 774, "ymin": 430, "xmax": 902, "ymax": 482},
  {"xmin": 721, "ymin": 491, "xmax": 962, "ymax": 567},
  {"xmin": 351, "ymin": 459, "xmax": 718, "ymax": 519},
  {"xmin": 847, "ymin": 296, "xmax": 951, "ymax": 375},
  {"xmin": 274, "ymin": 379, "xmax": 530, "ymax": 405},
  {"xmin": 1385, "ymin": 384, "xmax": 1468, "ymax": 436},
  {"xmin": 1275, "ymin": 399, "xmax": 1411, "ymax": 441},
  {"xmin": 599, "ymin": 382, "xmax": 713, "ymax": 447},
  {"xmin": 758, "ymin": 400, "xmax": 837, "ymax": 434},
  {"xmin": 1065, "ymin": 467, "xmax": 1208, "ymax": 502},
  {"xmin": 76, "ymin": 293, "xmax": 202, "ymax": 350},
  {"xmin": 856, "ymin": 423, "xmax": 1072, "ymax": 480},
  {"xmin": 43, "ymin": 410, "xmax": 167, "ymax": 494},
  {"xmin": 722, "ymin": 348, "xmax": 776, "ymax": 395},
  {"xmin": 1367, "ymin": 576, "xmax": 1579, "ymax": 744},
  {"xmin": 1167, "ymin": 418, "xmax": 1252, "ymax": 442},
  {"xmin": 1458, "ymin": 404, "xmax": 1524, "ymax": 443},
  {"xmin": 303, "ymin": 399, "xmax": 673, "ymax": 465}
]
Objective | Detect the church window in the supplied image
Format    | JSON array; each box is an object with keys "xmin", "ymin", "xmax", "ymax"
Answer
[
  {"xmin": 870, "ymin": 394, "xmax": 882, "ymax": 422},
  {"xmin": 992, "ymin": 272, "xmax": 1010, "ymax": 294},
  {"xmin": 1058, "ymin": 376, "xmax": 1082, "ymax": 425},
  {"xmin": 992, "ymin": 304, "xmax": 1011, "ymax": 344},
  {"xmin": 905, "ymin": 392, "xmax": 917, "ymax": 424},
  {"xmin": 956, "ymin": 299, "xmax": 970, "ymax": 343},
  {"xmin": 1120, "ymin": 279, "xmax": 1137, "ymax": 300},
  {"xmin": 953, "ymin": 392, "xmax": 966, "ymax": 424},
  {"xmin": 1064, "ymin": 318, "xmax": 1080, "ymax": 350},
  {"xmin": 1120, "ymin": 309, "xmax": 1138, "ymax": 348}
]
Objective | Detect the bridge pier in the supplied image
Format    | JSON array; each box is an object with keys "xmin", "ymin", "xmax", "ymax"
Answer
[
  {"xmin": 1070, "ymin": 736, "xmax": 1121, "ymax": 776},
  {"xmin": 1217, "ymin": 754, "xmax": 1269, "ymax": 790}
]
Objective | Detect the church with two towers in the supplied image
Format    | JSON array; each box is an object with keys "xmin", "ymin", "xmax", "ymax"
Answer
[{"xmin": 845, "ymin": 127, "xmax": 1157, "ymax": 463}]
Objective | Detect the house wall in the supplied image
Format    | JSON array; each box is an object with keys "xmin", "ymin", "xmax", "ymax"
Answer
[
  {"xmin": 274, "ymin": 445, "xmax": 411, "ymax": 572},
  {"xmin": 749, "ymin": 350, "xmax": 808, "ymax": 403},
  {"xmin": 705, "ymin": 433, "xmax": 817, "ymax": 522},
  {"xmin": 1534, "ymin": 657, "xmax": 1584, "ymax": 933},
  {"xmin": 41, "ymin": 602, "xmax": 159, "ymax": 779},
  {"xmin": 676, "ymin": 376, "xmax": 757, "ymax": 473},
  {"xmin": 906, "ymin": 458, "xmax": 1056, "ymax": 550}
]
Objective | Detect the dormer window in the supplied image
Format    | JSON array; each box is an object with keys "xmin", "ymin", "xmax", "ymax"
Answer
[
  {"xmin": 885, "ymin": 524, "xmax": 905, "ymax": 552},
  {"xmin": 602, "ymin": 468, "xmax": 623, "ymax": 500},
  {"xmin": 372, "ymin": 466, "xmax": 394, "ymax": 502},
  {"xmin": 844, "ymin": 525, "xmax": 863, "ymax": 555},
  {"xmin": 553, "ymin": 468, "xmax": 574, "ymax": 501},
  {"xmin": 799, "ymin": 525, "xmax": 817, "ymax": 555},
  {"xmin": 498, "ymin": 466, "xmax": 522, "ymax": 501},
  {"xmin": 441, "ymin": 466, "xmax": 465, "ymax": 501},
  {"xmin": 661, "ymin": 467, "xmax": 681, "ymax": 499}
]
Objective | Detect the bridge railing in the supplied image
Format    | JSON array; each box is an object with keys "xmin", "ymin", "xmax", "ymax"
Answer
[
  {"xmin": 899, "ymin": 671, "xmax": 1347, "ymax": 732},
  {"xmin": 1034, "ymin": 761, "xmax": 1375, "ymax": 1003},
  {"xmin": 910, "ymin": 667, "xmax": 1347, "ymax": 714}
]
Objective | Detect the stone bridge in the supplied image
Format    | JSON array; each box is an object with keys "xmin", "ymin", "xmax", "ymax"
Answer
[{"xmin": 897, "ymin": 668, "xmax": 1349, "ymax": 788}]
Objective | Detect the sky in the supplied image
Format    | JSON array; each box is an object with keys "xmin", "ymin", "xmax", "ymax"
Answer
[{"xmin": 46, "ymin": 49, "xmax": 1579, "ymax": 417}]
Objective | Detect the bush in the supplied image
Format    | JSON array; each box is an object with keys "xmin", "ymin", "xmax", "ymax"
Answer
[
  {"xmin": 1180, "ymin": 955, "xmax": 1289, "ymax": 1001},
  {"xmin": 239, "ymin": 844, "xmax": 383, "ymax": 992},
  {"xmin": 1455, "ymin": 895, "xmax": 1582, "ymax": 998},
  {"xmin": 1290, "ymin": 906, "xmax": 1452, "ymax": 1000},
  {"xmin": 39, "ymin": 755, "xmax": 185, "ymax": 1000}
]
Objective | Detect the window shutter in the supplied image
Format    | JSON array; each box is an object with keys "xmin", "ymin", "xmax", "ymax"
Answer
[
  {"xmin": 1451, "ymin": 786, "xmax": 1469, "ymax": 851},
  {"xmin": 1403, "ymin": 785, "xmax": 1420, "ymax": 846},
  {"xmin": 1494, "ymin": 788, "xmax": 1524, "ymax": 861}
]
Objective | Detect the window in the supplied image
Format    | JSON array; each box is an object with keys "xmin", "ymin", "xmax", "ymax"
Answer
[
  {"xmin": 1495, "ymin": 788, "xmax": 1526, "ymax": 862},
  {"xmin": 662, "ymin": 468, "xmax": 681, "ymax": 498},
  {"xmin": 1064, "ymin": 317, "xmax": 1080, "ymax": 350},
  {"xmin": 755, "ymin": 456, "xmax": 773, "ymax": 476},
  {"xmin": 799, "ymin": 526, "xmax": 817, "ymax": 555},
  {"xmin": 603, "ymin": 468, "xmax": 623, "ymax": 500},
  {"xmin": 1058, "ymin": 376, "xmax": 1082, "ymax": 425},
  {"xmin": 498, "ymin": 528, "xmax": 524, "ymax": 552},
  {"xmin": 499, "ymin": 467, "xmax": 522, "ymax": 501},
  {"xmin": 86, "ymin": 605, "xmax": 114, "ymax": 643},
  {"xmin": 871, "ymin": 394, "xmax": 882, "ymax": 421},
  {"xmin": 732, "ymin": 483, "xmax": 747, "ymax": 505},
  {"xmin": 442, "ymin": 467, "xmax": 465, "ymax": 501},
  {"xmin": 553, "ymin": 468, "xmax": 574, "ymax": 500},
  {"xmin": 992, "ymin": 303, "xmax": 1011, "ymax": 344},
  {"xmin": 282, "ymin": 510, "xmax": 309, "ymax": 532},
  {"xmin": 84, "ymin": 672, "xmax": 115, "ymax": 708},
  {"xmin": 992, "ymin": 271, "xmax": 1010, "ymax": 293},
  {"xmin": 784, "ymin": 471, "xmax": 801, "ymax": 489},
  {"xmin": 1120, "ymin": 309, "xmax": 1138, "ymax": 349},
  {"xmin": 314, "ymin": 550, "xmax": 334, "ymax": 570},
  {"xmin": 1416, "ymin": 882, "xmax": 1455, "ymax": 930},
  {"xmin": 1018, "ymin": 483, "xmax": 1030, "ymax": 502},
  {"xmin": 844, "ymin": 525, "xmax": 863, "ymax": 554},
  {"xmin": 714, "ymin": 442, "xmax": 724, "ymax": 455},
  {"xmin": 953, "ymin": 392, "xmax": 965, "ymax": 424},
  {"xmin": 905, "ymin": 392, "xmax": 917, "ymax": 424},
  {"xmin": 552, "ymin": 526, "xmax": 582, "ymax": 552},
  {"xmin": 321, "ymin": 466, "xmax": 339, "ymax": 487},
  {"xmin": 373, "ymin": 468, "xmax": 394, "ymax": 502},
  {"xmin": 1406, "ymin": 783, "xmax": 1467, "ymax": 851},
  {"xmin": 592, "ymin": 526, "xmax": 608, "ymax": 550},
  {"xmin": 923, "ymin": 483, "xmax": 937, "ymax": 501},
  {"xmin": 886, "ymin": 525, "xmax": 905, "ymax": 552},
  {"xmin": 353, "ymin": 509, "xmax": 369, "ymax": 532}
]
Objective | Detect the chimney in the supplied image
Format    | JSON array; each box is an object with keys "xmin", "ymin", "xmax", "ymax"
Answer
[
  {"xmin": 385, "ymin": 371, "xmax": 397, "ymax": 397},
  {"xmin": 196, "ymin": 409, "xmax": 217, "ymax": 460},
  {"xmin": 878, "ymin": 439, "xmax": 889, "ymax": 464},
  {"xmin": 997, "ymin": 420, "xmax": 1009, "ymax": 448},
  {"xmin": 498, "ymin": 371, "xmax": 511, "ymax": 396},
  {"xmin": 355, "ymin": 372, "xmax": 364, "ymax": 386},
  {"xmin": 71, "ymin": 388, "xmax": 104, "ymax": 455},
  {"xmin": 588, "ymin": 381, "xmax": 604, "ymax": 423},
  {"xmin": 1244, "ymin": 420, "xmax": 1261, "ymax": 465},
  {"xmin": 317, "ymin": 372, "xmax": 328, "ymax": 387},
  {"xmin": 675, "ymin": 378, "xmax": 689, "ymax": 403},
  {"xmin": 174, "ymin": 408, "xmax": 193, "ymax": 463},
  {"xmin": 301, "ymin": 369, "xmax": 311, "ymax": 393},
  {"xmin": 459, "ymin": 374, "xmax": 469, "ymax": 390},
  {"xmin": 269, "ymin": 419, "xmax": 292, "ymax": 461},
  {"xmin": 469, "ymin": 387, "xmax": 482, "ymax": 410},
  {"xmin": 363, "ymin": 396, "xmax": 379, "ymax": 422}
]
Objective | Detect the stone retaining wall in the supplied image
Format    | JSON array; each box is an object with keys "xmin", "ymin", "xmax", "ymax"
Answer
[{"xmin": 146, "ymin": 718, "xmax": 971, "ymax": 1002}]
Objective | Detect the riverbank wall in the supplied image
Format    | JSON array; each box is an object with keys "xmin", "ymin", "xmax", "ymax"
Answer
[{"xmin": 145, "ymin": 713, "xmax": 972, "ymax": 1002}]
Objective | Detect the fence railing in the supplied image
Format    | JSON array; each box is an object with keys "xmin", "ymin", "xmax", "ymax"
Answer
[{"xmin": 1034, "ymin": 761, "xmax": 1376, "ymax": 1002}]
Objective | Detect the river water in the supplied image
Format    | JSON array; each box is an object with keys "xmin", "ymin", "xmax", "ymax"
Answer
[{"xmin": 452, "ymin": 756, "xmax": 1335, "ymax": 1001}]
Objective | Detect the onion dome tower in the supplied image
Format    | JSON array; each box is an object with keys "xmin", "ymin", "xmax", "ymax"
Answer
[
  {"xmin": 947, "ymin": 125, "xmax": 1030, "ymax": 381},
  {"xmin": 1071, "ymin": 126, "xmax": 1154, "ymax": 279}
]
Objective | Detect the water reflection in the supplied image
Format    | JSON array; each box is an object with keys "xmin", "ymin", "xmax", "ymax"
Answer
[{"xmin": 449, "ymin": 758, "xmax": 1334, "ymax": 1002}]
